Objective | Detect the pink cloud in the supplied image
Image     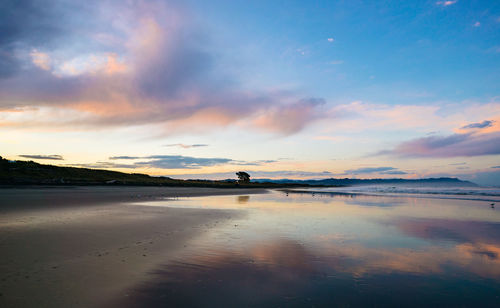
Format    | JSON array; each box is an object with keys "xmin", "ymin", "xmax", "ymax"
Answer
[
  {"xmin": 0, "ymin": 1, "xmax": 323, "ymax": 136},
  {"xmin": 252, "ymin": 98, "xmax": 326, "ymax": 135},
  {"xmin": 381, "ymin": 131, "xmax": 500, "ymax": 158}
]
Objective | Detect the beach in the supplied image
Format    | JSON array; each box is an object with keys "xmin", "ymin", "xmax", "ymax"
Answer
[
  {"xmin": 0, "ymin": 187, "xmax": 265, "ymax": 307},
  {"xmin": 1, "ymin": 186, "xmax": 499, "ymax": 307},
  {"xmin": 2, "ymin": 0, "xmax": 498, "ymax": 306}
]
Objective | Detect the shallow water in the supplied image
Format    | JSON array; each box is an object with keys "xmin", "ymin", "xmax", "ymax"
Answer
[
  {"xmin": 295, "ymin": 184, "xmax": 500, "ymax": 202},
  {"xmin": 112, "ymin": 191, "xmax": 500, "ymax": 307}
]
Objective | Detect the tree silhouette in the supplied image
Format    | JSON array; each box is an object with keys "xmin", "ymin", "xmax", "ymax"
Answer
[{"xmin": 236, "ymin": 171, "xmax": 250, "ymax": 183}]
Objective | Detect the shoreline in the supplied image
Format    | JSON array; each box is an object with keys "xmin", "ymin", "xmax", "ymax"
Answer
[
  {"xmin": 1, "ymin": 186, "xmax": 498, "ymax": 307},
  {"xmin": 281, "ymin": 188, "xmax": 500, "ymax": 203}
]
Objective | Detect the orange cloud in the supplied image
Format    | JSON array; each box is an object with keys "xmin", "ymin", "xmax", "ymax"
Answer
[{"xmin": 30, "ymin": 49, "xmax": 51, "ymax": 70}]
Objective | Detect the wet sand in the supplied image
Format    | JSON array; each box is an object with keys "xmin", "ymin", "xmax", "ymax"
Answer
[
  {"xmin": 107, "ymin": 192, "xmax": 500, "ymax": 307},
  {"xmin": 0, "ymin": 186, "xmax": 267, "ymax": 210},
  {"xmin": 0, "ymin": 187, "xmax": 265, "ymax": 308}
]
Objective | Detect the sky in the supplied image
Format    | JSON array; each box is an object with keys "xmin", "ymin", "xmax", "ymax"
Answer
[{"xmin": 1, "ymin": 0, "xmax": 499, "ymax": 185}]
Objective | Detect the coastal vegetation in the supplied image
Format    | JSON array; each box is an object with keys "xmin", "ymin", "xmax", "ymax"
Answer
[{"xmin": 0, "ymin": 156, "xmax": 288, "ymax": 188}]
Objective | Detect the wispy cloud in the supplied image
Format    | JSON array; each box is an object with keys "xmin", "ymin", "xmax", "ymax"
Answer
[
  {"xmin": 382, "ymin": 170, "xmax": 408, "ymax": 175},
  {"xmin": 324, "ymin": 101, "xmax": 500, "ymax": 137},
  {"xmin": 473, "ymin": 21, "xmax": 481, "ymax": 27},
  {"xmin": 313, "ymin": 135, "xmax": 348, "ymax": 142},
  {"xmin": 163, "ymin": 143, "xmax": 209, "ymax": 149},
  {"xmin": 344, "ymin": 167, "xmax": 407, "ymax": 175},
  {"xmin": 109, "ymin": 156, "xmax": 141, "ymax": 160},
  {"xmin": 486, "ymin": 46, "xmax": 500, "ymax": 54},
  {"xmin": 29, "ymin": 49, "xmax": 51, "ymax": 70},
  {"xmin": 68, "ymin": 162, "xmax": 136, "ymax": 169},
  {"xmin": 436, "ymin": 1, "xmax": 458, "ymax": 7},
  {"xmin": 231, "ymin": 160, "xmax": 278, "ymax": 166},
  {"xmin": 328, "ymin": 60, "xmax": 344, "ymax": 65},
  {"xmin": 19, "ymin": 154, "xmax": 64, "ymax": 160}
]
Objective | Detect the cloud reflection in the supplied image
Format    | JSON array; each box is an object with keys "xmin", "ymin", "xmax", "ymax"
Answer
[
  {"xmin": 108, "ymin": 238, "xmax": 500, "ymax": 307},
  {"xmin": 393, "ymin": 218, "xmax": 500, "ymax": 245}
]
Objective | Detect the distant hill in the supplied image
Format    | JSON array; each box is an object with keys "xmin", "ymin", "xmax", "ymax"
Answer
[
  {"xmin": 252, "ymin": 177, "xmax": 476, "ymax": 186},
  {"xmin": 0, "ymin": 156, "xmax": 289, "ymax": 188}
]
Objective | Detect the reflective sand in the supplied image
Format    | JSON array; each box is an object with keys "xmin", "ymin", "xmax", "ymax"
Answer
[{"xmin": 108, "ymin": 191, "xmax": 500, "ymax": 307}]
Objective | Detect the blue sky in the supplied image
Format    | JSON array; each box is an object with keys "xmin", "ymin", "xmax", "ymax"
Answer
[
  {"xmin": 189, "ymin": 0, "xmax": 499, "ymax": 102},
  {"xmin": 1, "ymin": 0, "xmax": 499, "ymax": 185}
]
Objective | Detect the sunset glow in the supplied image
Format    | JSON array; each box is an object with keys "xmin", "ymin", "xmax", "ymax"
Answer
[{"xmin": 1, "ymin": 0, "xmax": 499, "ymax": 184}]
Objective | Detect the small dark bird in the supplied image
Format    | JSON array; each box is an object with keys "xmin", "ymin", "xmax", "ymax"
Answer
[{"xmin": 491, "ymin": 203, "xmax": 495, "ymax": 209}]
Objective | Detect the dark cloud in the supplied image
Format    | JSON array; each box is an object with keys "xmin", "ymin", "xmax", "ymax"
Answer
[
  {"xmin": 109, "ymin": 155, "xmax": 286, "ymax": 169},
  {"xmin": 105, "ymin": 155, "xmax": 232, "ymax": 169},
  {"xmin": 72, "ymin": 155, "xmax": 282, "ymax": 171},
  {"xmin": 0, "ymin": 0, "xmax": 64, "ymax": 77},
  {"xmin": 109, "ymin": 156, "xmax": 141, "ymax": 160},
  {"xmin": 381, "ymin": 170, "xmax": 408, "ymax": 175},
  {"xmin": 70, "ymin": 156, "xmax": 231, "ymax": 170},
  {"xmin": 163, "ymin": 144, "xmax": 209, "ymax": 149},
  {"xmin": 105, "ymin": 155, "xmax": 282, "ymax": 169},
  {"xmin": 0, "ymin": 0, "xmax": 68, "ymax": 45},
  {"xmin": 461, "ymin": 120, "xmax": 494, "ymax": 130},
  {"xmin": 68, "ymin": 162, "xmax": 136, "ymax": 169},
  {"xmin": 19, "ymin": 154, "xmax": 64, "ymax": 160},
  {"xmin": 380, "ymin": 132, "xmax": 500, "ymax": 158},
  {"xmin": 345, "ymin": 167, "xmax": 406, "ymax": 175},
  {"xmin": 172, "ymin": 170, "xmax": 335, "ymax": 180},
  {"xmin": 137, "ymin": 155, "xmax": 232, "ymax": 169}
]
